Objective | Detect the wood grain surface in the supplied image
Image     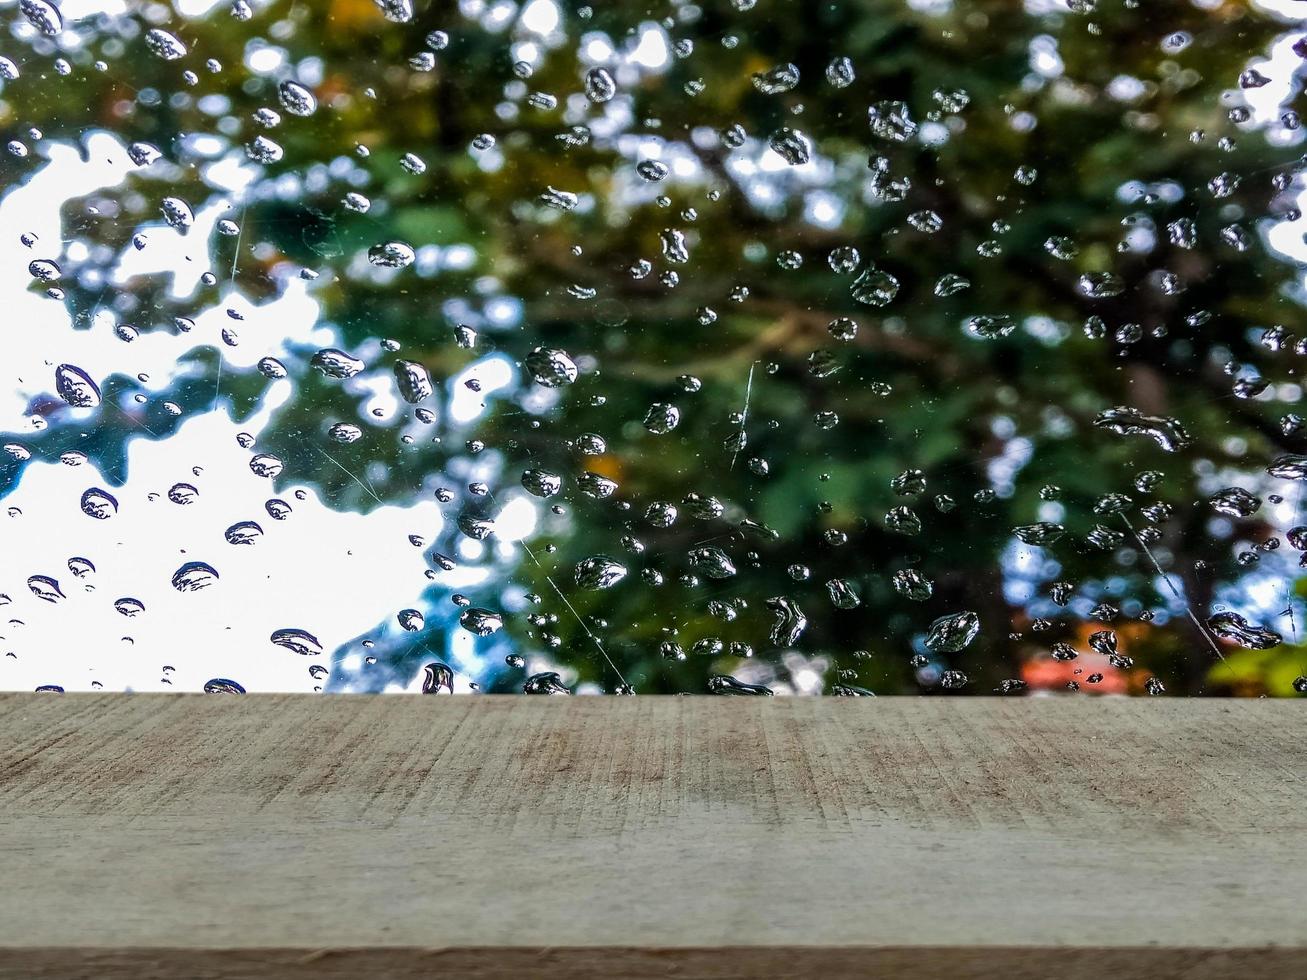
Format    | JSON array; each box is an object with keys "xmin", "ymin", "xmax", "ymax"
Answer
[{"xmin": 0, "ymin": 694, "xmax": 1303, "ymax": 978}]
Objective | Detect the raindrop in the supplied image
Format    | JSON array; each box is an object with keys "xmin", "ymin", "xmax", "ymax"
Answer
[
  {"xmin": 643, "ymin": 403, "xmax": 680, "ymax": 434},
  {"xmin": 892, "ymin": 569, "xmax": 933, "ymax": 601},
  {"xmin": 752, "ymin": 63, "xmax": 799, "ymax": 94},
  {"xmin": 167, "ymin": 483, "xmax": 199, "ymax": 505},
  {"xmin": 27, "ymin": 575, "xmax": 64, "ymax": 602},
  {"xmin": 374, "ymin": 0, "xmax": 414, "ymax": 23},
  {"xmin": 768, "ymin": 128, "xmax": 810, "ymax": 165},
  {"xmin": 54, "ymin": 365, "xmax": 101, "ymax": 408},
  {"xmin": 826, "ymin": 57, "xmax": 855, "ymax": 88},
  {"xmin": 1267, "ymin": 455, "xmax": 1307, "ymax": 481},
  {"xmin": 925, "ymin": 611, "xmax": 980, "ymax": 653},
  {"xmin": 368, "ymin": 241, "xmax": 415, "ymax": 268},
  {"xmin": 584, "ymin": 67, "xmax": 616, "ymax": 102},
  {"xmin": 765, "ymin": 595, "xmax": 807, "ymax": 646},
  {"xmin": 575, "ymin": 556, "xmax": 627, "ymax": 590},
  {"xmin": 1207, "ymin": 612, "xmax": 1281, "ymax": 650},
  {"xmin": 869, "ymin": 101, "xmax": 917, "ymax": 142},
  {"xmin": 398, "ymin": 608, "xmax": 425, "ymax": 632},
  {"xmin": 1094, "ymin": 407, "xmax": 1193, "ymax": 453},
  {"xmin": 245, "ymin": 135, "xmax": 283, "ymax": 164},
  {"xmin": 171, "ymin": 561, "xmax": 220, "ymax": 592},
  {"xmin": 204, "ymin": 678, "xmax": 246, "ymax": 694},
  {"xmin": 278, "ymin": 80, "xmax": 318, "ymax": 116},
  {"xmin": 524, "ymin": 671, "xmax": 570, "ymax": 694},
  {"xmin": 19, "ymin": 0, "xmax": 63, "ymax": 36},
  {"xmin": 459, "ymin": 607, "xmax": 503, "ymax": 636},
  {"xmin": 1209, "ymin": 487, "xmax": 1260, "ymax": 518},
  {"xmin": 525, "ymin": 347, "xmax": 579, "ymax": 387},
  {"xmin": 827, "ymin": 579, "xmax": 861, "ymax": 609},
  {"xmin": 249, "ymin": 454, "xmax": 284, "ymax": 478},
  {"xmin": 28, "ymin": 259, "xmax": 60, "ymax": 282},
  {"xmin": 689, "ymin": 547, "xmax": 736, "ymax": 579},
  {"xmin": 637, "ymin": 160, "xmax": 669, "ymax": 182},
  {"xmin": 851, "ymin": 266, "xmax": 899, "ymax": 307},
  {"xmin": 708, "ymin": 674, "xmax": 773, "ymax": 695},
  {"xmin": 393, "ymin": 360, "xmax": 433, "ymax": 404},
  {"xmin": 521, "ymin": 467, "xmax": 563, "ymax": 498},
  {"xmin": 270, "ymin": 628, "xmax": 324, "ymax": 656},
  {"xmin": 1078, "ymin": 272, "xmax": 1125, "ymax": 298},
  {"xmin": 967, "ymin": 314, "xmax": 1015, "ymax": 339},
  {"xmin": 224, "ymin": 521, "xmax": 264, "ymax": 545},
  {"xmin": 80, "ymin": 488, "xmax": 118, "ymax": 519},
  {"xmin": 1013, "ymin": 522, "xmax": 1065, "ymax": 545},
  {"xmin": 114, "ymin": 597, "xmax": 145, "ymax": 617},
  {"xmin": 423, "ymin": 662, "xmax": 455, "ymax": 693},
  {"xmin": 160, "ymin": 197, "xmax": 194, "ymax": 231},
  {"xmin": 144, "ymin": 29, "xmax": 188, "ymax": 61},
  {"xmin": 311, "ymin": 348, "xmax": 365, "ymax": 379}
]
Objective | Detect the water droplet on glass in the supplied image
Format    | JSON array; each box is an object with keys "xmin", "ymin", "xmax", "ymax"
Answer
[
  {"xmin": 54, "ymin": 364, "xmax": 101, "ymax": 408},
  {"xmin": 19, "ymin": 0, "xmax": 63, "ymax": 36},
  {"xmin": 144, "ymin": 29, "xmax": 188, "ymax": 61},
  {"xmin": 270, "ymin": 628, "xmax": 324, "ymax": 656},
  {"xmin": 525, "ymin": 347, "xmax": 578, "ymax": 387},
  {"xmin": 1207, "ymin": 611, "xmax": 1281, "ymax": 650},
  {"xmin": 925, "ymin": 611, "xmax": 980, "ymax": 653},
  {"xmin": 584, "ymin": 67, "xmax": 616, "ymax": 102},
  {"xmin": 171, "ymin": 561, "xmax": 220, "ymax": 592},
  {"xmin": 575, "ymin": 556, "xmax": 627, "ymax": 590}
]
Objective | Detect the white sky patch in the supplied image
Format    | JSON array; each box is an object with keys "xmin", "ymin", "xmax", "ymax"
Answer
[{"xmin": 0, "ymin": 411, "xmax": 441, "ymax": 692}]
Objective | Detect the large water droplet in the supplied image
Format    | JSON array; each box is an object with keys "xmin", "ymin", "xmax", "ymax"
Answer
[
  {"xmin": 708, "ymin": 674, "xmax": 773, "ymax": 695},
  {"xmin": 55, "ymin": 364, "xmax": 101, "ymax": 408},
  {"xmin": 575, "ymin": 556, "xmax": 627, "ymax": 590},
  {"xmin": 204, "ymin": 678, "xmax": 246, "ymax": 694},
  {"xmin": 277, "ymin": 80, "xmax": 318, "ymax": 116},
  {"xmin": 869, "ymin": 101, "xmax": 917, "ymax": 142},
  {"xmin": 1209, "ymin": 487, "xmax": 1261, "ymax": 518},
  {"xmin": 311, "ymin": 348, "xmax": 365, "ymax": 379},
  {"xmin": 752, "ymin": 63, "xmax": 799, "ymax": 94},
  {"xmin": 171, "ymin": 561, "xmax": 220, "ymax": 592},
  {"xmin": 525, "ymin": 347, "xmax": 578, "ymax": 387},
  {"xmin": 368, "ymin": 241, "xmax": 415, "ymax": 268},
  {"xmin": 584, "ymin": 67, "xmax": 616, "ymax": 102},
  {"xmin": 27, "ymin": 575, "xmax": 64, "ymax": 602},
  {"xmin": 1207, "ymin": 611, "xmax": 1281, "ymax": 650},
  {"xmin": 270, "ymin": 628, "xmax": 324, "ymax": 656},
  {"xmin": 768, "ymin": 127, "xmax": 810, "ymax": 165},
  {"xmin": 689, "ymin": 546, "xmax": 736, "ymax": 579},
  {"xmin": 925, "ymin": 611, "xmax": 980, "ymax": 653},
  {"xmin": 19, "ymin": 0, "xmax": 63, "ymax": 36},
  {"xmin": 1094, "ymin": 407, "xmax": 1193, "ymax": 453},
  {"xmin": 459, "ymin": 607, "xmax": 504, "ymax": 636},
  {"xmin": 524, "ymin": 671, "xmax": 571, "ymax": 694},
  {"xmin": 80, "ymin": 487, "xmax": 118, "ymax": 519},
  {"xmin": 766, "ymin": 595, "xmax": 807, "ymax": 646},
  {"xmin": 374, "ymin": 0, "xmax": 414, "ymax": 23},
  {"xmin": 393, "ymin": 359, "xmax": 433, "ymax": 404},
  {"xmin": 851, "ymin": 266, "xmax": 900, "ymax": 307},
  {"xmin": 521, "ymin": 467, "xmax": 563, "ymax": 498},
  {"xmin": 144, "ymin": 28, "xmax": 188, "ymax": 60}
]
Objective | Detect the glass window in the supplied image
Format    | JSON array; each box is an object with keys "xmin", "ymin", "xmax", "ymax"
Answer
[{"xmin": 2, "ymin": 0, "xmax": 1305, "ymax": 696}]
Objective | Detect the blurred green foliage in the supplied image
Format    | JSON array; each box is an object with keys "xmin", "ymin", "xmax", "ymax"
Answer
[{"xmin": 3, "ymin": 0, "xmax": 1307, "ymax": 695}]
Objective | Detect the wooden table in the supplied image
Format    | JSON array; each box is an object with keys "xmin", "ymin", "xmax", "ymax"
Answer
[{"xmin": 0, "ymin": 695, "xmax": 1302, "ymax": 978}]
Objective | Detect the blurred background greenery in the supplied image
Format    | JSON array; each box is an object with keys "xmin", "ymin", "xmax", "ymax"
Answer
[{"xmin": 3, "ymin": 0, "xmax": 1307, "ymax": 695}]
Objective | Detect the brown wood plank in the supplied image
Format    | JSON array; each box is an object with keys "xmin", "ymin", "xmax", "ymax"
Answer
[{"xmin": 0, "ymin": 695, "xmax": 1303, "ymax": 978}]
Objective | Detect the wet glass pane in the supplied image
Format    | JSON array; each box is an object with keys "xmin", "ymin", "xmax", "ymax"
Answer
[{"xmin": 2, "ymin": 0, "xmax": 1306, "ymax": 696}]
